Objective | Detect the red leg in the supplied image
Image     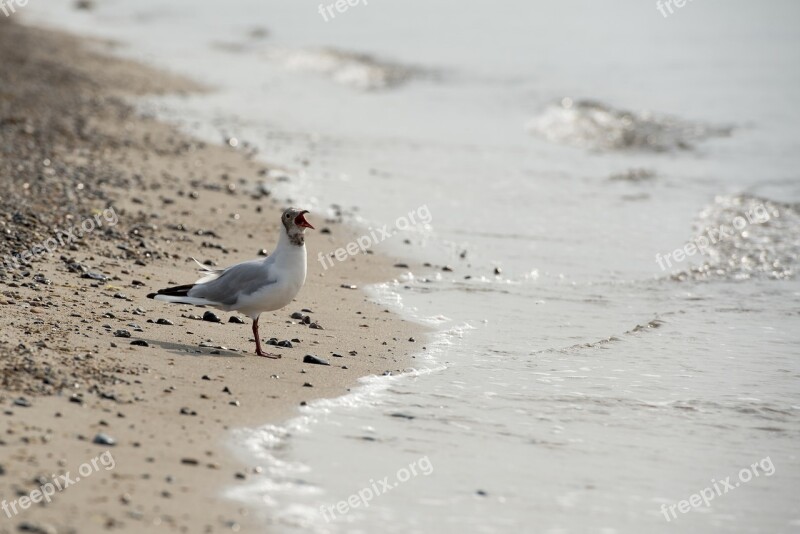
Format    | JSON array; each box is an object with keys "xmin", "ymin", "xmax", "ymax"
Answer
[{"xmin": 252, "ymin": 316, "xmax": 280, "ymax": 359}]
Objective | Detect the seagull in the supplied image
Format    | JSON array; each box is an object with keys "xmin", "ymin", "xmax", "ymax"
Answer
[{"xmin": 147, "ymin": 208, "xmax": 314, "ymax": 358}]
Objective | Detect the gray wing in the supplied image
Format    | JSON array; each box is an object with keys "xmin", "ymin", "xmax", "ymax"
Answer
[{"xmin": 189, "ymin": 258, "xmax": 276, "ymax": 306}]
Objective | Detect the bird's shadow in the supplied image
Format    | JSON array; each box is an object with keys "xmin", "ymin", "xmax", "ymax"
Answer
[{"xmin": 137, "ymin": 338, "xmax": 247, "ymax": 358}]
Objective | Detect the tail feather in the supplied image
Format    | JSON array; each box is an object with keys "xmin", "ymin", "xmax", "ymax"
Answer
[
  {"xmin": 148, "ymin": 283, "xmax": 213, "ymax": 306},
  {"xmin": 148, "ymin": 284, "xmax": 195, "ymax": 299},
  {"xmin": 149, "ymin": 294, "xmax": 215, "ymax": 306},
  {"xmin": 147, "ymin": 284, "xmax": 221, "ymax": 307}
]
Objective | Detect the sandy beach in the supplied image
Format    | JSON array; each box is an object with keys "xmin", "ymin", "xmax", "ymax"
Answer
[
  {"xmin": 4, "ymin": 2, "xmax": 800, "ymax": 533},
  {"xmin": 0, "ymin": 20, "xmax": 426, "ymax": 534}
]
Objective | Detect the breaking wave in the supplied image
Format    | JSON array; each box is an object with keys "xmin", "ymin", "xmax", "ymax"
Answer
[
  {"xmin": 527, "ymin": 98, "xmax": 733, "ymax": 152},
  {"xmin": 672, "ymin": 194, "xmax": 800, "ymax": 281}
]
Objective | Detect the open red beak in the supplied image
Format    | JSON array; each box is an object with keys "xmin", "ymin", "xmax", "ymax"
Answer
[{"xmin": 294, "ymin": 210, "xmax": 314, "ymax": 229}]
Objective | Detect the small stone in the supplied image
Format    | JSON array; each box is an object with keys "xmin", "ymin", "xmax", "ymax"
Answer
[
  {"xmin": 202, "ymin": 311, "xmax": 222, "ymax": 323},
  {"xmin": 309, "ymin": 322, "xmax": 324, "ymax": 330},
  {"xmin": 13, "ymin": 397, "xmax": 31, "ymax": 408},
  {"xmin": 494, "ymin": 267, "xmax": 502, "ymax": 275},
  {"xmin": 113, "ymin": 330, "xmax": 131, "ymax": 338},
  {"xmin": 93, "ymin": 433, "xmax": 116, "ymax": 446},
  {"xmin": 130, "ymin": 340, "xmax": 149, "ymax": 347},
  {"xmin": 408, "ymin": 337, "xmax": 416, "ymax": 342},
  {"xmin": 156, "ymin": 318, "xmax": 174, "ymax": 326},
  {"xmin": 201, "ymin": 375, "xmax": 211, "ymax": 381},
  {"xmin": 228, "ymin": 316, "xmax": 245, "ymax": 324},
  {"xmin": 340, "ymin": 284, "xmax": 357, "ymax": 290},
  {"xmin": 303, "ymin": 355, "xmax": 330, "ymax": 366},
  {"xmin": 290, "ymin": 312, "xmax": 305, "ymax": 320},
  {"xmin": 181, "ymin": 458, "xmax": 199, "ymax": 466},
  {"xmin": 180, "ymin": 407, "xmax": 197, "ymax": 416},
  {"xmin": 442, "ymin": 266, "xmax": 453, "ymax": 272}
]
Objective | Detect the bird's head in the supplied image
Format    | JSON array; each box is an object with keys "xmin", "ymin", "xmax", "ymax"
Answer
[{"xmin": 281, "ymin": 207, "xmax": 314, "ymax": 245}]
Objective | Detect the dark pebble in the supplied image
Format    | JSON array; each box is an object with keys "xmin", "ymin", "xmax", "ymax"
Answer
[
  {"xmin": 93, "ymin": 433, "xmax": 116, "ymax": 446},
  {"xmin": 113, "ymin": 330, "xmax": 131, "ymax": 338},
  {"xmin": 309, "ymin": 322, "xmax": 324, "ymax": 330},
  {"xmin": 303, "ymin": 355, "xmax": 330, "ymax": 366},
  {"xmin": 202, "ymin": 311, "xmax": 222, "ymax": 323},
  {"xmin": 179, "ymin": 407, "xmax": 197, "ymax": 416},
  {"xmin": 13, "ymin": 397, "xmax": 31, "ymax": 408},
  {"xmin": 156, "ymin": 318, "xmax": 174, "ymax": 326},
  {"xmin": 130, "ymin": 340, "xmax": 149, "ymax": 347},
  {"xmin": 228, "ymin": 316, "xmax": 245, "ymax": 324}
]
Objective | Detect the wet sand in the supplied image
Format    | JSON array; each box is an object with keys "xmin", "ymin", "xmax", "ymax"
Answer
[{"xmin": 0, "ymin": 20, "xmax": 426, "ymax": 534}]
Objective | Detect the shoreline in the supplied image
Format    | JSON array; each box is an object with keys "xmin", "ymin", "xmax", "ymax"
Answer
[{"xmin": 0, "ymin": 19, "xmax": 428, "ymax": 534}]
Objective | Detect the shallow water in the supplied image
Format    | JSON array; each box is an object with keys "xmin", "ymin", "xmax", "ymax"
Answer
[{"xmin": 23, "ymin": 1, "xmax": 800, "ymax": 532}]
